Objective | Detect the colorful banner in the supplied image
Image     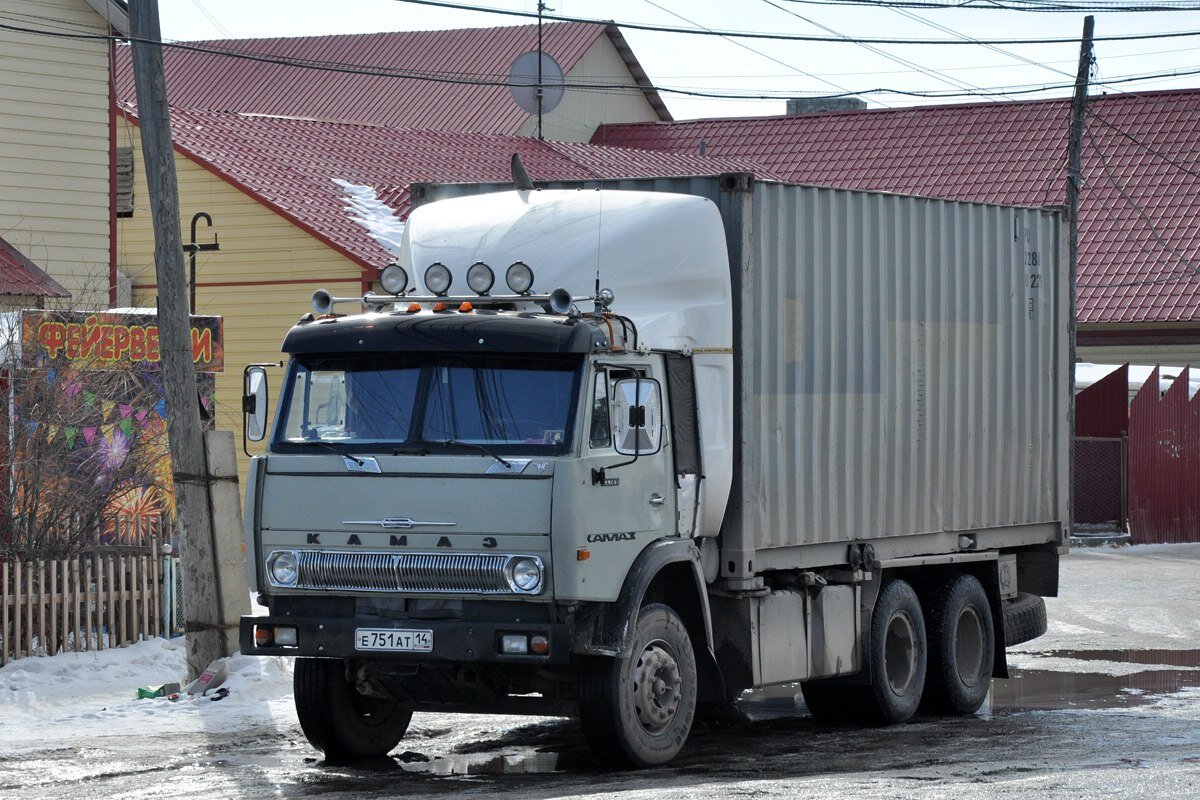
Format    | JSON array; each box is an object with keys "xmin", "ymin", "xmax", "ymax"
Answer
[{"xmin": 23, "ymin": 310, "xmax": 224, "ymax": 373}]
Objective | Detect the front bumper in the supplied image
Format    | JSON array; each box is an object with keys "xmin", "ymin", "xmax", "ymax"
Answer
[{"xmin": 239, "ymin": 614, "xmax": 571, "ymax": 665}]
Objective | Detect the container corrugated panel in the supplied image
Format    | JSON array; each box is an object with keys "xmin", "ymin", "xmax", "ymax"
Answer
[{"xmin": 731, "ymin": 184, "xmax": 1068, "ymax": 553}]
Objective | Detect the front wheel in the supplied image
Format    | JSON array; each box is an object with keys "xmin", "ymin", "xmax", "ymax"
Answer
[
  {"xmin": 578, "ymin": 603, "xmax": 698, "ymax": 768},
  {"xmin": 293, "ymin": 658, "xmax": 412, "ymax": 761}
]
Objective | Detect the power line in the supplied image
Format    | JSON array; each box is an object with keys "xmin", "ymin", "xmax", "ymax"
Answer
[
  {"xmin": 1086, "ymin": 107, "xmax": 1200, "ymax": 180},
  {"xmin": 4, "ymin": 17, "xmax": 1200, "ymax": 104},
  {"xmin": 640, "ymin": 0, "xmax": 865, "ymax": 102},
  {"xmin": 776, "ymin": 0, "xmax": 1200, "ymax": 10},
  {"xmin": 758, "ymin": 0, "xmax": 1001, "ymax": 99},
  {"xmin": 1076, "ymin": 124, "xmax": 1200, "ymax": 289},
  {"xmin": 389, "ymin": 0, "xmax": 1200, "ymax": 44}
]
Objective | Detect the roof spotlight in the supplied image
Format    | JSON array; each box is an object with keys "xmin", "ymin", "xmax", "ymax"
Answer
[
  {"xmin": 506, "ymin": 261, "xmax": 534, "ymax": 294},
  {"xmin": 466, "ymin": 262, "xmax": 495, "ymax": 295},
  {"xmin": 380, "ymin": 263, "xmax": 409, "ymax": 294},
  {"xmin": 424, "ymin": 262, "xmax": 453, "ymax": 296}
]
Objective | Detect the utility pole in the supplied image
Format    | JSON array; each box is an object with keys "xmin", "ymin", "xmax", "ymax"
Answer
[
  {"xmin": 129, "ymin": 0, "xmax": 222, "ymax": 681},
  {"xmin": 1065, "ymin": 15, "xmax": 1093, "ymax": 535}
]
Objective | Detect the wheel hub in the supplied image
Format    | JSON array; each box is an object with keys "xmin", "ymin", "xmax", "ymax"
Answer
[
  {"xmin": 884, "ymin": 611, "xmax": 917, "ymax": 696},
  {"xmin": 632, "ymin": 640, "xmax": 682, "ymax": 733}
]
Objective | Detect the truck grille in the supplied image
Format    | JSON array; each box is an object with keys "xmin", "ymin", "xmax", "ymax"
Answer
[{"xmin": 290, "ymin": 550, "xmax": 540, "ymax": 594}]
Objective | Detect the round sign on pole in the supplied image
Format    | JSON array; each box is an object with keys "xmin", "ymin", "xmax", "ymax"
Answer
[{"xmin": 508, "ymin": 50, "xmax": 565, "ymax": 116}]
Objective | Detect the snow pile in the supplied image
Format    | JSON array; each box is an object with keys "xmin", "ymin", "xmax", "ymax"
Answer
[
  {"xmin": 334, "ymin": 178, "xmax": 405, "ymax": 258},
  {"xmin": 0, "ymin": 638, "xmax": 294, "ymax": 745}
]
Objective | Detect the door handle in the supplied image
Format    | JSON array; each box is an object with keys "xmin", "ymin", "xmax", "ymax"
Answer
[{"xmin": 649, "ymin": 493, "xmax": 666, "ymax": 507}]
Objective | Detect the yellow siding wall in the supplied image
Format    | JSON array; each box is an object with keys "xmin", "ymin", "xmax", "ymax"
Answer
[
  {"xmin": 116, "ymin": 120, "xmax": 366, "ymax": 476},
  {"xmin": 0, "ymin": 0, "xmax": 111, "ymax": 306},
  {"xmin": 520, "ymin": 36, "xmax": 661, "ymax": 142}
]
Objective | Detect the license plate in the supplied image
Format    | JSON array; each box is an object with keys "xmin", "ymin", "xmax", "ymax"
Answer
[{"xmin": 354, "ymin": 628, "xmax": 433, "ymax": 653}]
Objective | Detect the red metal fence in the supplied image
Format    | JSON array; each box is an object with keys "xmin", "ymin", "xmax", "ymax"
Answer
[
  {"xmin": 1074, "ymin": 365, "xmax": 1200, "ymax": 544},
  {"xmin": 1128, "ymin": 367, "xmax": 1200, "ymax": 543}
]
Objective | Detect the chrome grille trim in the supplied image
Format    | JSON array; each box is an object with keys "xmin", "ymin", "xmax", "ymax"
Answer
[{"xmin": 284, "ymin": 550, "xmax": 542, "ymax": 594}]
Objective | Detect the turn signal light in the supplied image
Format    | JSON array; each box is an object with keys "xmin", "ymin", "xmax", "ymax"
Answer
[
  {"xmin": 530, "ymin": 635, "xmax": 550, "ymax": 655},
  {"xmin": 254, "ymin": 626, "xmax": 272, "ymax": 647}
]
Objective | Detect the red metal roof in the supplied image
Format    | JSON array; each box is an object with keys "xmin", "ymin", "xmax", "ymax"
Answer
[
  {"xmin": 113, "ymin": 22, "xmax": 669, "ymax": 134},
  {"xmin": 141, "ymin": 107, "xmax": 776, "ymax": 271},
  {"xmin": 0, "ymin": 237, "xmax": 69, "ymax": 298},
  {"xmin": 594, "ymin": 90, "xmax": 1200, "ymax": 325}
]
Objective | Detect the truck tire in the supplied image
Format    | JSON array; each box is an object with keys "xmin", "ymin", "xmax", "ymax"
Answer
[
  {"xmin": 920, "ymin": 573, "xmax": 994, "ymax": 715},
  {"xmin": 859, "ymin": 578, "xmax": 927, "ymax": 725},
  {"xmin": 1003, "ymin": 591, "xmax": 1048, "ymax": 646},
  {"xmin": 578, "ymin": 603, "xmax": 698, "ymax": 768},
  {"xmin": 293, "ymin": 657, "xmax": 412, "ymax": 761}
]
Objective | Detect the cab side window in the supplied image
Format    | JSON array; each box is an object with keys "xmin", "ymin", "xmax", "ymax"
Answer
[{"xmin": 589, "ymin": 371, "xmax": 611, "ymax": 449}]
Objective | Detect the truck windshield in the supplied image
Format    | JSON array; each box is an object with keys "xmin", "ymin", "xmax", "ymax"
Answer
[{"xmin": 274, "ymin": 353, "xmax": 582, "ymax": 455}]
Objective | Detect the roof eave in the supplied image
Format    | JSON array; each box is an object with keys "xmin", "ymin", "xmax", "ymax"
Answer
[{"xmin": 604, "ymin": 25, "xmax": 672, "ymax": 122}]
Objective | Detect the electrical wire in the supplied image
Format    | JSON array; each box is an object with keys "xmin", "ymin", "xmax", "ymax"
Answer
[
  {"xmin": 1076, "ymin": 124, "xmax": 1200, "ymax": 289},
  {"xmin": 388, "ymin": 0, "xmax": 1200, "ymax": 45},
  {"xmin": 1086, "ymin": 107, "xmax": 1200, "ymax": 180},
  {"xmin": 757, "ymin": 0, "xmax": 999, "ymax": 100},
  {"xmin": 641, "ymin": 0, "xmax": 863, "ymax": 102},
  {"xmin": 4, "ymin": 17, "xmax": 1200, "ymax": 103},
  {"xmin": 775, "ymin": 0, "xmax": 1200, "ymax": 10}
]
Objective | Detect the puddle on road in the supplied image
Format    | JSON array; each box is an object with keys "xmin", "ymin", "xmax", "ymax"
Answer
[
  {"xmin": 393, "ymin": 750, "xmax": 582, "ymax": 776},
  {"xmin": 1030, "ymin": 649, "xmax": 1200, "ymax": 668},
  {"xmin": 734, "ymin": 649, "xmax": 1200, "ymax": 720},
  {"xmin": 992, "ymin": 648, "xmax": 1200, "ymax": 712}
]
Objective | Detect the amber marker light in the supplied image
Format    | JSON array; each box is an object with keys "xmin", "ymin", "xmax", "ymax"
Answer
[
  {"xmin": 254, "ymin": 626, "xmax": 272, "ymax": 647},
  {"xmin": 577, "ymin": 548, "xmax": 590, "ymax": 561},
  {"xmin": 407, "ymin": 303, "xmax": 421, "ymax": 313},
  {"xmin": 458, "ymin": 302, "xmax": 474, "ymax": 313},
  {"xmin": 432, "ymin": 302, "xmax": 448, "ymax": 312}
]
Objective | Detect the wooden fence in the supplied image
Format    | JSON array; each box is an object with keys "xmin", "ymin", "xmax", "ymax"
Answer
[{"xmin": 1, "ymin": 542, "xmax": 163, "ymax": 666}]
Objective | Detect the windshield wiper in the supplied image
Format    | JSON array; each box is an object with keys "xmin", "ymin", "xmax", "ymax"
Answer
[
  {"xmin": 302, "ymin": 439, "xmax": 365, "ymax": 467},
  {"xmin": 431, "ymin": 439, "xmax": 512, "ymax": 469}
]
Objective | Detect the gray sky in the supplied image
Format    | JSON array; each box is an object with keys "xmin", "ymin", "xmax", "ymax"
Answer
[{"xmin": 158, "ymin": 0, "xmax": 1200, "ymax": 119}]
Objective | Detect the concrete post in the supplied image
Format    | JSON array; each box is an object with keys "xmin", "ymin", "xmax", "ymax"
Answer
[{"xmin": 204, "ymin": 429, "xmax": 250, "ymax": 656}]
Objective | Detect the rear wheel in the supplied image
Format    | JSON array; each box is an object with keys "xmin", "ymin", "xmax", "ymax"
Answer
[
  {"xmin": 860, "ymin": 578, "xmax": 927, "ymax": 724},
  {"xmin": 293, "ymin": 658, "xmax": 412, "ymax": 761},
  {"xmin": 921, "ymin": 573, "xmax": 995, "ymax": 715},
  {"xmin": 578, "ymin": 603, "xmax": 698, "ymax": 768},
  {"xmin": 803, "ymin": 579, "xmax": 927, "ymax": 726}
]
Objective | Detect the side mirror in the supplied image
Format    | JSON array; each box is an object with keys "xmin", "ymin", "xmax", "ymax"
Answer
[
  {"xmin": 612, "ymin": 377, "xmax": 663, "ymax": 456},
  {"xmin": 243, "ymin": 365, "xmax": 269, "ymax": 443}
]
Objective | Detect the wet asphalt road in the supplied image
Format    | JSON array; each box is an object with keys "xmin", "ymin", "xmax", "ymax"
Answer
[{"xmin": 2, "ymin": 659, "xmax": 1199, "ymax": 800}]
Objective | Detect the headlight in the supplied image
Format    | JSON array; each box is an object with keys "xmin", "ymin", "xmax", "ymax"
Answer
[
  {"xmin": 466, "ymin": 262, "xmax": 495, "ymax": 294},
  {"xmin": 508, "ymin": 557, "xmax": 543, "ymax": 593},
  {"xmin": 505, "ymin": 261, "xmax": 534, "ymax": 294},
  {"xmin": 269, "ymin": 551, "xmax": 299, "ymax": 587},
  {"xmin": 380, "ymin": 263, "xmax": 409, "ymax": 294},
  {"xmin": 424, "ymin": 262, "xmax": 452, "ymax": 296}
]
